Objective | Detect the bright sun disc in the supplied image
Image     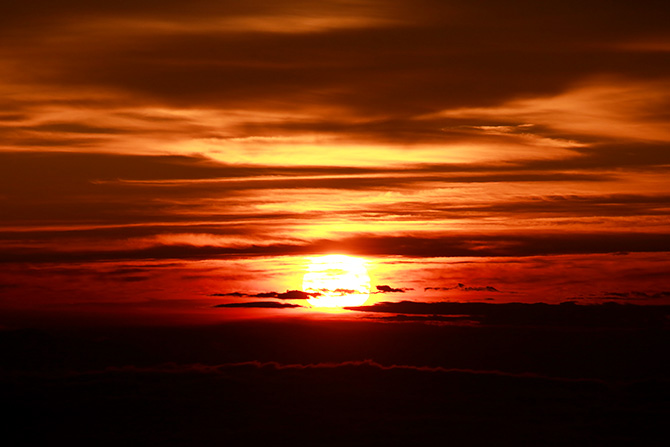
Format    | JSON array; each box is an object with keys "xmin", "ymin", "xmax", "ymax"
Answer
[{"xmin": 303, "ymin": 255, "xmax": 371, "ymax": 308}]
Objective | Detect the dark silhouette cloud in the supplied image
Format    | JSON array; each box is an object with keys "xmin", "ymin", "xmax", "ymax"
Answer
[
  {"xmin": 211, "ymin": 290, "xmax": 319, "ymax": 300},
  {"xmin": 369, "ymin": 314, "xmax": 478, "ymax": 324},
  {"xmin": 213, "ymin": 301, "xmax": 302, "ymax": 309},
  {"xmin": 375, "ymin": 285, "xmax": 412, "ymax": 293},
  {"xmin": 0, "ymin": 359, "xmax": 649, "ymax": 445},
  {"xmin": 425, "ymin": 283, "xmax": 500, "ymax": 292},
  {"xmin": 211, "ymin": 292, "xmax": 247, "ymax": 298},
  {"xmin": 575, "ymin": 290, "xmax": 670, "ymax": 301},
  {"xmin": 3, "ymin": 317, "xmax": 669, "ymax": 380},
  {"xmin": 3, "ymin": 323, "xmax": 669, "ymax": 445},
  {"xmin": 346, "ymin": 300, "xmax": 670, "ymax": 328},
  {"xmin": 273, "ymin": 290, "xmax": 319, "ymax": 299},
  {"xmin": 2, "ymin": 231, "xmax": 670, "ymax": 263},
  {"xmin": 331, "ymin": 288, "xmax": 357, "ymax": 294}
]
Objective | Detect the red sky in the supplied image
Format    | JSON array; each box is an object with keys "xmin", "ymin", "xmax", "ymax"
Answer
[
  {"xmin": 1, "ymin": 0, "xmax": 670, "ymax": 325},
  {"xmin": 3, "ymin": 5, "xmax": 670, "ymax": 445}
]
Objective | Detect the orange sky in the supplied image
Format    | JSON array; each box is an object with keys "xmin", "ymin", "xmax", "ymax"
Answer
[{"xmin": 1, "ymin": 0, "xmax": 670, "ymax": 325}]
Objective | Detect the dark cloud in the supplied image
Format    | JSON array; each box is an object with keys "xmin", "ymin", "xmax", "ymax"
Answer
[
  {"xmin": 375, "ymin": 285, "xmax": 412, "ymax": 293},
  {"xmin": 253, "ymin": 290, "xmax": 320, "ymax": 299},
  {"xmin": 4, "ymin": 0, "xmax": 669, "ymax": 117},
  {"xmin": 515, "ymin": 143, "xmax": 670, "ymax": 172},
  {"xmin": 116, "ymin": 275, "xmax": 151, "ymax": 282},
  {"xmin": 22, "ymin": 122, "xmax": 128, "ymax": 135},
  {"xmin": 330, "ymin": 233, "xmax": 670, "ymax": 258},
  {"xmin": 425, "ymin": 284, "xmax": 500, "ymax": 292},
  {"xmin": 213, "ymin": 301, "xmax": 302, "ymax": 309},
  {"xmin": 346, "ymin": 300, "xmax": 670, "ymax": 328},
  {"xmin": 2, "ymin": 231, "xmax": 670, "ymax": 263},
  {"xmin": 0, "ymin": 150, "xmax": 624, "ymax": 189},
  {"xmin": 3, "ymin": 317, "xmax": 669, "ymax": 379},
  {"xmin": 211, "ymin": 290, "xmax": 319, "ymax": 299},
  {"xmin": 211, "ymin": 292, "xmax": 247, "ymax": 298},
  {"xmin": 434, "ymin": 193, "xmax": 670, "ymax": 219},
  {"xmin": 369, "ymin": 314, "xmax": 478, "ymax": 324},
  {"xmin": 576, "ymin": 291, "xmax": 670, "ymax": 301},
  {"xmin": 105, "ymin": 267, "xmax": 152, "ymax": 275},
  {"xmin": 331, "ymin": 288, "xmax": 356, "ymax": 294},
  {"xmin": 2, "ymin": 311, "xmax": 668, "ymax": 447},
  {"xmin": 6, "ymin": 358, "xmax": 667, "ymax": 446}
]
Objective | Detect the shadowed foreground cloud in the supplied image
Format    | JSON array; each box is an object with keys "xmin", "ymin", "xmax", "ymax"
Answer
[
  {"xmin": 347, "ymin": 301, "xmax": 670, "ymax": 328},
  {"xmin": 575, "ymin": 290, "xmax": 670, "ymax": 301},
  {"xmin": 2, "ymin": 314, "xmax": 668, "ymax": 444},
  {"xmin": 211, "ymin": 290, "xmax": 318, "ymax": 300},
  {"xmin": 211, "ymin": 285, "xmax": 409, "ymax": 303},
  {"xmin": 375, "ymin": 285, "xmax": 412, "ymax": 293},
  {"xmin": 425, "ymin": 283, "xmax": 500, "ymax": 292},
  {"xmin": 213, "ymin": 301, "xmax": 302, "ymax": 309},
  {"xmin": 3, "ymin": 353, "xmax": 668, "ymax": 446}
]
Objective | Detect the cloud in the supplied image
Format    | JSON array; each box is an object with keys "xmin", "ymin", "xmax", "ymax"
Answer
[
  {"xmin": 210, "ymin": 292, "xmax": 247, "ymax": 297},
  {"xmin": 4, "ymin": 1, "xmax": 668, "ymax": 119},
  {"xmin": 3, "ymin": 1, "xmax": 669, "ymax": 155},
  {"xmin": 330, "ymin": 288, "xmax": 356, "ymax": 294},
  {"xmin": 432, "ymin": 79, "xmax": 670, "ymax": 143},
  {"xmin": 0, "ymin": 150, "xmax": 665, "ymax": 232},
  {"xmin": 86, "ymin": 358, "xmax": 614, "ymax": 383},
  {"xmin": 368, "ymin": 314, "xmax": 479, "ymax": 325},
  {"xmin": 425, "ymin": 283, "xmax": 500, "ymax": 292},
  {"xmin": 575, "ymin": 290, "xmax": 670, "ymax": 301},
  {"xmin": 0, "ymin": 358, "xmax": 624, "ymax": 444},
  {"xmin": 261, "ymin": 290, "xmax": 319, "ymax": 299},
  {"xmin": 3, "ymin": 231, "xmax": 670, "ymax": 263},
  {"xmin": 375, "ymin": 285, "xmax": 412, "ymax": 293},
  {"xmin": 213, "ymin": 301, "xmax": 302, "ymax": 309},
  {"xmin": 346, "ymin": 300, "xmax": 670, "ymax": 328},
  {"xmin": 4, "ymin": 355, "xmax": 665, "ymax": 445},
  {"xmin": 211, "ymin": 290, "xmax": 319, "ymax": 299}
]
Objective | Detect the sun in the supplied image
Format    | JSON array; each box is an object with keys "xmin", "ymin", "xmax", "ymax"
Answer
[{"xmin": 303, "ymin": 255, "xmax": 371, "ymax": 308}]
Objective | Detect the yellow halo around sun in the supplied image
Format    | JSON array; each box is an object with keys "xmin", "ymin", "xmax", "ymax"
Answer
[{"xmin": 303, "ymin": 255, "xmax": 371, "ymax": 308}]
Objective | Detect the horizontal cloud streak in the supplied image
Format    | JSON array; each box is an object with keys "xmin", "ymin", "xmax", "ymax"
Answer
[
  {"xmin": 2, "ymin": 233, "xmax": 670, "ymax": 263},
  {"xmin": 346, "ymin": 301, "xmax": 670, "ymax": 328},
  {"xmin": 211, "ymin": 290, "xmax": 319, "ymax": 299},
  {"xmin": 213, "ymin": 302, "xmax": 302, "ymax": 309},
  {"xmin": 77, "ymin": 359, "xmax": 617, "ymax": 384}
]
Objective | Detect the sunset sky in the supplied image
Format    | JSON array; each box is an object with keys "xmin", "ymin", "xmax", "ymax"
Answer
[
  {"xmin": 2, "ymin": 1, "xmax": 670, "ymax": 444},
  {"xmin": 2, "ymin": 0, "xmax": 670, "ymax": 325}
]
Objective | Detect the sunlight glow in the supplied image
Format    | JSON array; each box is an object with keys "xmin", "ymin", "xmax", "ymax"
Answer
[{"xmin": 303, "ymin": 255, "xmax": 371, "ymax": 308}]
